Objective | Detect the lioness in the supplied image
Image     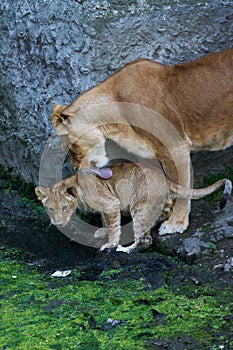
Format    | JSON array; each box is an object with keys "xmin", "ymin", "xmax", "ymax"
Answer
[
  {"xmin": 35, "ymin": 163, "xmax": 231, "ymax": 253},
  {"xmin": 50, "ymin": 48, "xmax": 233, "ymax": 235}
]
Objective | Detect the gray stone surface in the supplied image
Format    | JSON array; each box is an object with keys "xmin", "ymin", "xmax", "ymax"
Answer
[
  {"xmin": 154, "ymin": 193, "xmax": 233, "ymax": 261},
  {"xmin": 1, "ymin": 0, "xmax": 233, "ymax": 183},
  {"xmin": 211, "ymin": 200, "xmax": 233, "ymax": 240}
]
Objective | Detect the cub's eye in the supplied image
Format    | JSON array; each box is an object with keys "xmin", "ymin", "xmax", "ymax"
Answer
[
  {"xmin": 48, "ymin": 207, "xmax": 54, "ymax": 213},
  {"xmin": 62, "ymin": 205, "xmax": 68, "ymax": 212}
]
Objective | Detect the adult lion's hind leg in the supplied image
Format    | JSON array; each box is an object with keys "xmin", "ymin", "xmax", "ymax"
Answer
[
  {"xmin": 159, "ymin": 151, "xmax": 191, "ymax": 235},
  {"xmin": 159, "ymin": 198, "xmax": 191, "ymax": 235}
]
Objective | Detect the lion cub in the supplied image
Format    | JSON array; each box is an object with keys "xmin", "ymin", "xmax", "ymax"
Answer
[{"xmin": 35, "ymin": 163, "xmax": 231, "ymax": 253}]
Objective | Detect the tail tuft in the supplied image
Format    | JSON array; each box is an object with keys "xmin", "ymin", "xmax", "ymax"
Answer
[{"xmin": 219, "ymin": 179, "xmax": 232, "ymax": 209}]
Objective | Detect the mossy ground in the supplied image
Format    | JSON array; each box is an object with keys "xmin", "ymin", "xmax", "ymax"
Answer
[{"xmin": 1, "ymin": 245, "xmax": 233, "ymax": 350}]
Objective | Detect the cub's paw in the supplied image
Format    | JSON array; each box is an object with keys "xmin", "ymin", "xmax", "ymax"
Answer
[
  {"xmin": 158, "ymin": 219, "xmax": 188, "ymax": 235},
  {"xmin": 137, "ymin": 234, "xmax": 153, "ymax": 252},
  {"xmin": 100, "ymin": 243, "xmax": 117, "ymax": 253},
  {"xmin": 94, "ymin": 228, "xmax": 108, "ymax": 238},
  {"xmin": 116, "ymin": 244, "xmax": 135, "ymax": 254}
]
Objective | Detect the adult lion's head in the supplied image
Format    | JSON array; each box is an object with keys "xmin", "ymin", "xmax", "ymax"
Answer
[{"xmin": 50, "ymin": 104, "xmax": 109, "ymax": 170}]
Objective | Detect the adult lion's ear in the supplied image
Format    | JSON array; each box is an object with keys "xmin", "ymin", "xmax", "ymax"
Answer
[
  {"xmin": 53, "ymin": 104, "xmax": 66, "ymax": 114},
  {"xmin": 50, "ymin": 104, "xmax": 67, "ymax": 125},
  {"xmin": 35, "ymin": 186, "xmax": 49, "ymax": 202},
  {"xmin": 50, "ymin": 104, "xmax": 70, "ymax": 135}
]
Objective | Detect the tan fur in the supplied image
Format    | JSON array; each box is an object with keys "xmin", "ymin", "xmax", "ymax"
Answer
[
  {"xmin": 50, "ymin": 48, "xmax": 233, "ymax": 234},
  {"xmin": 35, "ymin": 163, "xmax": 231, "ymax": 253}
]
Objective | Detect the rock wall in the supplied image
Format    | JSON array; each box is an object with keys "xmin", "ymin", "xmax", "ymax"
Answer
[{"xmin": 1, "ymin": 0, "xmax": 233, "ymax": 183}]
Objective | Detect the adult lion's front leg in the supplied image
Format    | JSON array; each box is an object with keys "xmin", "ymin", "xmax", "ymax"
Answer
[{"xmin": 159, "ymin": 149, "xmax": 192, "ymax": 235}]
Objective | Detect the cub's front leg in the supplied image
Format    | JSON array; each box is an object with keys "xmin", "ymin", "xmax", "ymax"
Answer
[{"xmin": 99, "ymin": 212, "xmax": 121, "ymax": 252}]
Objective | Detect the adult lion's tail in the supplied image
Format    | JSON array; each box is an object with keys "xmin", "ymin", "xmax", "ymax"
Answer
[{"xmin": 169, "ymin": 178, "xmax": 232, "ymax": 209}]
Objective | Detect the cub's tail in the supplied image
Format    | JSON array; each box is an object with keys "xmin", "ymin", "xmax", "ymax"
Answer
[{"xmin": 169, "ymin": 178, "xmax": 232, "ymax": 209}]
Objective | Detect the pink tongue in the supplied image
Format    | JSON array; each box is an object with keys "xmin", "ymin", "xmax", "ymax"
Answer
[{"xmin": 94, "ymin": 167, "xmax": 113, "ymax": 179}]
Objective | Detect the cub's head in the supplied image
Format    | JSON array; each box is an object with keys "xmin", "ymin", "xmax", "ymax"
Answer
[
  {"xmin": 35, "ymin": 182, "xmax": 78, "ymax": 227},
  {"xmin": 50, "ymin": 104, "xmax": 108, "ymax": 170}
]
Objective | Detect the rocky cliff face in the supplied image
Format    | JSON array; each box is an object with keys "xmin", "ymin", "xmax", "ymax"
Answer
[{"xmin": 1, "ymin": 0, "xmax": 233, "ymax": 183}]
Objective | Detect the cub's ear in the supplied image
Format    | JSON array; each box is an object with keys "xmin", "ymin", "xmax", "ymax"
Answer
[
  {"xmin": 35, "ymin": 186, "xmax": 49, "ymax": 202},
  {"xmin": 66, "ymin": 186, "xmax": 78, "ymax": 199},
  {"xmin": 50, "ymin": 104, "xmax": 67, "ymax": 129}
]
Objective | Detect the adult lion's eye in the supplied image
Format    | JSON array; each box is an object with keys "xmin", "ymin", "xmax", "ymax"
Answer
[{"xmin": 62, "ymin": 206, "xmax": 68, "ymax": 212}]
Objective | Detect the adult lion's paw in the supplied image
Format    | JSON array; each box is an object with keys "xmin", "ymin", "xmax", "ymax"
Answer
[{"xmin": 158, "ymin": 219, "xmax": 188, "ymax": 235}]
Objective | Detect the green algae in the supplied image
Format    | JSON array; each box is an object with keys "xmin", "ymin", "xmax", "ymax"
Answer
[{"xmin": 1, "ymin": 250, "xmax": 232, "ymax": 350}]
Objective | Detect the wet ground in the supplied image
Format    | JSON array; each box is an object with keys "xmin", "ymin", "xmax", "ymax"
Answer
[{"xmin": 0, "ymin": 186, "xmax": 233, "ymax": 274}]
